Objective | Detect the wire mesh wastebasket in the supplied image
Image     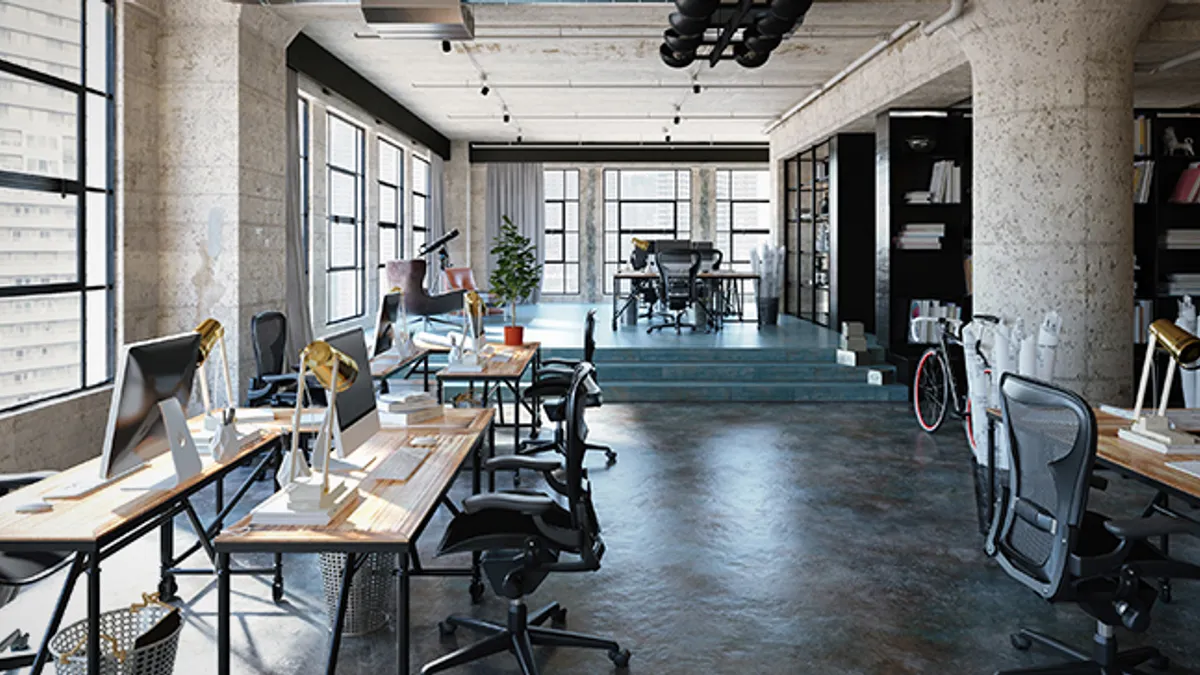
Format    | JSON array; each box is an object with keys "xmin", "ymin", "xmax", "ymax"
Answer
[
  {"xmin": 318, "ymin": 552, "xmax": 394, "ymax": 636},
  {"xmin": 50, "ymin": 598, "xmax": 181, "ymax": 675}
]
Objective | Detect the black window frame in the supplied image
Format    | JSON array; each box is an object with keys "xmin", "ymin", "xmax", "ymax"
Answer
[
  {"xmin": 377, "ymin": 136, "xmax": 403, "ymax": 293},
  {"xmin": 542, "ymin": 168, "xmax": 579, "ymax": 295},
  {"xmin": 716, "ymin": 168, "xmax": 772, "ymax": 274},
  {"xmin": 0, "ymin": 0, "xmax": 115, "ymax": 414},
  {"xmin": 412, "ymin": 154, "xmax": 430, "ymax": 256},
  {"xmin": 325, "ymin": 110, "xmax": 366, "ymax": 325},
  {"xmin": 298, "ymin": 96, "xmax": 310, "ymax": 275},
  {"xmin": 603, "ymin": 168, "xmax": 691, "ymax": 294}
]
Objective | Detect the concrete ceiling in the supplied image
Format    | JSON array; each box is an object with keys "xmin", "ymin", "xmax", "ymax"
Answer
[{"xmin": 285, "ymin": 1, "xmax": 951, "ymax": 143}]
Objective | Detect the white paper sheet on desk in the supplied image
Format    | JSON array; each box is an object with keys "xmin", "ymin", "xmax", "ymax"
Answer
[
  {"xmin": 1168, "ymin": 460, "xmax": 1200, "ymax": 480},
  {"xmin": 1099, "ymin": 405, "xmax": 1200, "ymax": 432}
]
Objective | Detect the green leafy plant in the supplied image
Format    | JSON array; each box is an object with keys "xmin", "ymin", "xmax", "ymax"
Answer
[{"xmin": 489, "ymin": 215, "xmax": 542, "ymax": 327}]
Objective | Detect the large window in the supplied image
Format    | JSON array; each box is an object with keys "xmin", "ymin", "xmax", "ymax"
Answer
[
  {"xmin": 603, "ymin": 169, "xmax": 690, "ymax": 293},
  {"xmin": 378, "ymin": 137, "xmax": 403, "ymax": 296},
  {"xmin": 0, "ymin": 0, "xmax": 114, "ymax": 413},
  {"xmin": 716, "ymin": 169, "xmax": 772, "ymax": 276},
  {"xmin": 326, "ymin": 112, "xmax": 365, "ymax": 324},
  {"xmin": 412, "ymin": 155, "xmax": 429, "ymax": 255},
  {"xmin": 543, "ymin": 169, "xmax": 579, "ymax": 295},
  {"xmin": 298, "ymin": 97, "xmax": 310, "ymax": 274}
]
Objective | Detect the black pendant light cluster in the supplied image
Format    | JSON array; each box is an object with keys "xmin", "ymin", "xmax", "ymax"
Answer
[{"xmin": 660, "ymin": 0, "xmax": 814, "ymax": 69}]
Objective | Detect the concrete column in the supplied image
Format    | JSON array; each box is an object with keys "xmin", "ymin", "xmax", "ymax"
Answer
[
  {"xmin": 951, "ymin": 0, "xmax": 1163, "ymax": 403},
  {"xmin": 444, "ymin": 140, "xmax": 472, "ymax": 269}
]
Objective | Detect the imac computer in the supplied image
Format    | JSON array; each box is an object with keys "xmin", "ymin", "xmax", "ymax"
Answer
[
  {"xmin": 372, "ymin": 291, "xmax": 402, "ymax": 357},
  {"xmin": 324, "ymin": 326, "xmax": 381, "ymax": 460},
  {"xmin": 45, "ymin": 332, "xmax": 202, "ymax": 499}
]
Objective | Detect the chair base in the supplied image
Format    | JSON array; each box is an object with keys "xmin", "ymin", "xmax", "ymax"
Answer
[
  {"xmin": 997, "ymin": 625, "xmax": 1169, "ymax": 675},
  {"xmin": 646, "ymin": 311, "xmax": 695, "ymax": 335},
  {"xmin": 422, "ymin": 600, "xmax": 630, "ymax": 675}
]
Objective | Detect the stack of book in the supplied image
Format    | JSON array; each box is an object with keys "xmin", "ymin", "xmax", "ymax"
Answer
[
  {"xmin": 928, "ymin": 160, "xmax": 963, "ymax": 203},
  {"xmin": 380, "ymin": 392, "xmax": 444, "ymax": 424},
  {"xmin": 1170, "ymin": 163, "xmax": 1200, "ymax": 203},
  {"xmin": 1164, "ymin": 230, "xmax": 1200, "ymax": 250},
  {"xmin": 1166, "ymin": 273, "xmax": 1200, "ymax": 297},
  {"xmin": 908, "ymin": 300, "xmax": 962, "ymax": 344},
  {"xmin": 1135, "ymin": 160, "xmax": 1156, "ymax": 204},
  {"xmin": 1135, "ymin": 116, "xmax": 1151, "ymax": 156},
  {"xmin": 894, "ymin": 223, "xmax": 945, "ymax": 250}
]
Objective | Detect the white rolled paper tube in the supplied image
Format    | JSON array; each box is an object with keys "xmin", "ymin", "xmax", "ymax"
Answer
[
  {"xmin": 1036, "ymin": 324, "xmax": 1059, "ymax": 382},
  {"xmin": 1019, "ymin": 335, "xmax": 1037, "ymax": 377},
  {"xmin": 991, "ymin": 324, "xmax": 1011, "ymax": 407}
]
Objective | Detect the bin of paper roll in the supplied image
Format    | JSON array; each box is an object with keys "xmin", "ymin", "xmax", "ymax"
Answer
[
  {"xmin": 51, "ymin": 594, "xmax": 182, "ymax": 675},
  {"xmin": 318, "ymin": 552, "xmax": 394, "ymax": 636}
]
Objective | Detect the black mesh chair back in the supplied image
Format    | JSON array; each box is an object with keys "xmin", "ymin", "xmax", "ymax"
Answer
[
  {"xmin": 994, "ymin": 373, "xmax": 1097, "ymax": 600},
  {"xmin": 583, "ymin": 309, "xmax": 597, "ymax": 365},
  {"xmin": 655, "ymin": 249, "xmax": 700, "ymax": 311},
  {"xmin": 697, "ymin": 248, "xmax": 723, "ymax": 272},
  {"xmin": 251, "ymin": 311, "xmax": 289, "ymax": 379},
  {"xmin": 564, "ymin": 363, "xmax": 604, "ymax": 565}
]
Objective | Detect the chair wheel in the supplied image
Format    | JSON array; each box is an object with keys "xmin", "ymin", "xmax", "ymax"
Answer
[
  {"xmin": 1010, "ymin": 633, "xmax": 1032, "ymax": 651},
  {"xmin": 608, "ymin": 648, "xmax": 631, "ymax": 668},
  {"xmin": 1149, "ymin": 654, "xmax": 1170, "ymax": 670},
  {"xmin": 158, "ymin": 577, "xmax": 178, "ymax": 603},
  {"xmin": 605, "ymin": 451, "xmax": 617, "ymax": 465},
  {"xmin": 438, "ymin": 620, "xmax": 457, "ymax": 637},
  {"xmin": 552, "ymin": 607, "xmax": 567, "ymax": 627}
]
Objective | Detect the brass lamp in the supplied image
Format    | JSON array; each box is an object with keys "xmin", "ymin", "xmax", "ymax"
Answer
[
  {"xmin": 194, "ymin": 318, "xmax": 234, "ymax": 418},
  {"xmin": 1122, "ymin": 318, "xmax": 1200, "ymax": 450},
  {"xmin": 279, "ymin": 340, "xmax": 359, "ymax": 501}
]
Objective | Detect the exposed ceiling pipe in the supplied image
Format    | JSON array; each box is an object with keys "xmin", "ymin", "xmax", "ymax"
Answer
[
  {"xmin": 411, "ymin": 81, "xmax": 820, "ymax": 90},
  {"xmin": 1149, "ymin": 47, "xmax": 1200, "ymax": 75},
  {"xmin": 763, "ymin": 20, "xmax": 920, "ymax": 134},
  {"xmin": 922, "ymin": 0, "xmax": 964, "ymax": 37},
  {"xmin": 447, "ymin": 112, "xmax": 775, "ymax": 120}
]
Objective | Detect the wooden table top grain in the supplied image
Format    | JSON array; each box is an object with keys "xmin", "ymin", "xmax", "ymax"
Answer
[
  {"xmin": 0, "ymin": 429, "xmax": 280, "ymax": 547},
  {"xmin": 435, "ymin": 342, "xmax": 539, "ymax": 382},
  {"xmin": 214, "ymin": 425, "xmax": 485, "ymax": 551}
]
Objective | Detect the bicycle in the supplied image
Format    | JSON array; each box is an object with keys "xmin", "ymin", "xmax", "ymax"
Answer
[{"xmin": 910, "ymin": 314, "xmax": 999, "ymax": 448}]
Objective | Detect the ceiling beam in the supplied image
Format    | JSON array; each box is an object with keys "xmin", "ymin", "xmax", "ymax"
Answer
[
  {"xmin": 469, "ymin": 142, "xmax": 769, "ymax": 164},
  {"xmin": 447, "ymin": 113, "xmax": 776, "ymax": 121},
  {"xmin": 411, "ymin": 81, "xmax": 821, "ymax": 90}
]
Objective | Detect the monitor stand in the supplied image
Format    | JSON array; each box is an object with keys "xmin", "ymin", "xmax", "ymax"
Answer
[
  {"xmin": 42, "ymin": 462, "xmax": 149, "ymax": 500},
  {"xmin": 311, "ymin": 415, "xmax": 368, "ymax": 474},
  {"xmin": 119, "ymin": 398, "xmax": 204, "ymax": 492}
]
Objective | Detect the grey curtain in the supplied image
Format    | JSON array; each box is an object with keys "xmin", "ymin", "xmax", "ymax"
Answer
[
  {"xmin": 426, "ymin": 153, "xmax": 448, "ymax": 292},
  {"xmin": 284, "ymin": 69, "xmax": 314, "ymax": 355},
  {"xmin": 485, "ymin": 163, "xmax": 545, "ymax": 303}
]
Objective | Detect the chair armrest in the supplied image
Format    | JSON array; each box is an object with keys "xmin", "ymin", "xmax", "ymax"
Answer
[
  {"xmin": 1089, "ymin": 475, "xmax": 1109, "ymax": 491},
  {"xmin": 484, "ymin": 456, "xmax": 562, "ymax": 473},
  {"xmin": 1105, "ymin": 515, "xmax": 1200, "ymax": 541},
  {"xmin": 463, "ymin": 492, "xmax": 555, "ymax": 515},
  {"xmin": 0, "ymin": 471, "xmax": 55, "ymax": 496},
  {"xmin": 523, "ymin": 379, "xmax": 568, "ymax": 400},
  {"xmin": 260, "ymin": 373, "xmax": 299, "ymax": 386},
  {"xmin": 541, "ymin": 358, "xmax": 580, "ymax": 369}
]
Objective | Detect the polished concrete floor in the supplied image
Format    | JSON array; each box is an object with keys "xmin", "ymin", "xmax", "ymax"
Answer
[{"xmin": 6, "ymin": 403, "xmax": 1200, "ymax": 674}]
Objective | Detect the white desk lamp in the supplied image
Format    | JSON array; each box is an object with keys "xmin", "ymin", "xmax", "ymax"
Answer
[
  {"xmin": 194, "ymin": 318, "xmax": 239, "ymax": 460},
  {"xmin": 277, "ymin": 340, "xmax": 358, "ymax": 513},
  {"xmin": 1120, "ymin": 318, "xmax": 1200, "ymax": 451}
]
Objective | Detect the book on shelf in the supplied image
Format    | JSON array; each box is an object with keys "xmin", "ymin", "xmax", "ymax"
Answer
[
  {"xmin": 1166, "ymin": 273, "xmax": 1200, "ymax": 296},
  {"xmin": 1135, "ymin": 116, "xmax": 1151, "ymax": 156},
  {"xmin": 926, "ymin": 160, "xmax": 962, "ymax": 204},
  {"xmin": 1164, "ymin": 229, "xmax": 1200, "ymax": 250},
  {"xmin": 908, "ymin": 300, "xmax": 962, "ymax": 344},
  {"xmin": 894, "ymin": 223, "xmax": 945, "ymax": 250},
  {"xmin": 1134, "ymin": 160, "xmax": 1156, "ymax": 204},
  {"xmin": 1170, "ymin": 163, "xmax": 1200, "ymax": 203}
]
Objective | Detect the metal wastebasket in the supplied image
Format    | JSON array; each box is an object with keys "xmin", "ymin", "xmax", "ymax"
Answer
[
  {"xmin": 50, "ymin": 598, "xmax": 181, "ymax": 675},
  {"xmin": 318, "ymin": 552, "xmax": 394, "ymax": 636}
]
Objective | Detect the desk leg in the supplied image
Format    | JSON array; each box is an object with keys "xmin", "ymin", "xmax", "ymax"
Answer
[
  {"xmin": 396, "ymin": 551, "xmax": 410, "ymax": 675},
  {"xmin": 1159, "ymin": 492, "xmax": 1173, "ymax": 603},
  {"xmin": 159, "ymin": 510, "xmax": 177, "ymax": 601},
  {"xmin": 218, "ymin": 552, "xmax": 230, "ymax": 675},
  {"xmin": 513, "ymin": 380, "xmax": 521, "ymax": 454},
  {"xmin": 327, "ymin": 553, "xmax": 358, "ymax": 675},
  {"xmin": 488, "ymin": 421, "xmax": 496, "ymax": 493},
  {"xmin": 423, "ymin": 354, "xmax": 430, "ymax": 392},
  {"xmin": 215, "ymin": 476, "xmax": 225, "ymax": 530},
  {"xmin": 612, "ymin": 279, "xmax": 619, "ymax": 330},
  {"xmin": 437, "ymin": 378, "xmax": 444, "ymax": 404},
  {"xmin": 86, "ymin": 553, "xmax": 100, "ymax": 675},
  {"xmin": 31, "ymin": 554, "xmax": 84, "ymax": 675}
]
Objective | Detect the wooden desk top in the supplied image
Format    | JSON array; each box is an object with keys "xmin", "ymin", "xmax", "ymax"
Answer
[
  {"xmin": 370, "ymin": 348, "xmax": 430, "ymax": 379},
  {"xmin": 613, "ymin": 270, "xmax": 760, "ymax": 280},
  {"xmin": 435, "ymin": 342, "xmax": 539, "ymax": 381},
  {"xmin": 214, "ymin": 422, "xmax": 488, "ymax": 551},
  {"xmin": 385, "ymin": 407, "xmax": 494, "ymax": 435},
  {"xmin": 0, "ymin": 428, "xmax": 280, "ymax": 548}
]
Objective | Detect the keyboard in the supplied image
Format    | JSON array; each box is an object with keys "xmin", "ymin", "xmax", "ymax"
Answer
[{"xmin": 363, "ymin": 446, "xmax": 432, "ymax": 483}]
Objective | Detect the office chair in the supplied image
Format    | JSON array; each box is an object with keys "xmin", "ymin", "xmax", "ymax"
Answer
[
  {"xmin": 386, "ymin": 259, "xmax": 465, "ymax": 330},
  {"xmin": 518, "ymin": 310, "xmax": 617, "ymax": 468},
  {"xmin": 423, "ymin": 363, "xmax": 631, "ymax": 675},
  {"xmin": 991, "ymin": 373, "xmax": 1200, "ymax": 675},
  {"xmin": 245, "ymin": 311, "xmax": 326, "ymax": 408},
  {"xmin": 443, "ymin": 267, "xmax": 504, "ymax": 315},
  {"xmin": 648, "ymin": 249, "xmax": 700, "ymax": 334},
  {"xmin": 694, "ymin": 249, "xmax": 723, "ymax": 330}
]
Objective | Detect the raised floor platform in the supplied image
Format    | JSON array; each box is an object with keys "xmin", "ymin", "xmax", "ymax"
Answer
[{"xmin": 463, "ymin": 303, "xmax": 908, "ymax": 403}]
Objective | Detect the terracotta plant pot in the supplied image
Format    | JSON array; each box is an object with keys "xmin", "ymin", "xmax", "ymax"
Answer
[{"xmin": 504, "ymin": 325, "xmax": 525, "ymax": 346}]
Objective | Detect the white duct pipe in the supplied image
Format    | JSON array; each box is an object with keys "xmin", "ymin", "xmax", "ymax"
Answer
[
  {"xmin": 922, "ymin": 0, "xmax": 965, "ymax": 37},
  {"xmin": 763, "ymin": 20, "xmax": 920, "ymax": 135},
  {"xmin": 1151, "ymin": 47, "xmax": 1200, "ymax": 75}
]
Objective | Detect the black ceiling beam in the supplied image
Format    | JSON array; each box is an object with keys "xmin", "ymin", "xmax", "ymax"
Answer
[
  {"xmin": 468, "ymin": 143, "xmax": 769, "ymax": 164},
  {"xmin": 287, "ymin": 32, "xmax": 451, "ymax": 160}
]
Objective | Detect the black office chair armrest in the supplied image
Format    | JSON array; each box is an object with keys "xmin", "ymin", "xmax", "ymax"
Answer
[
  {"xmin": 541, "ymin": 358, "xmax": 580, "ymax": 369},
  {"xmin": 261, "ymin": 373, "xmax": 299, "ymax": 386},
  {"xmin": 523, "ymin": 378, "xmax": 569, "ymax": 401},
  {"xmin": 0, "ymin": 471, "xmax": 55, "ymax": 497},
  {"xmin": 1090, "ymin": 475, "xmax": 1109, "ymax": 491},
  {"xmin": 464, "ymin": 492, "xmax": 556, "ymax": 516},
  {"xmin": 1104, "ymin": 515, "xmax": 1200, "ymax": 541},
  {"xmin": 485, "ymin": 456, "xmax": 563, "ymax": 473}
]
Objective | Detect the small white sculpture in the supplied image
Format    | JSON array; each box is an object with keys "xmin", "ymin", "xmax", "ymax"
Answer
[{"xmin": 1165, "ymin": 126, "xmax": 1195, "ymax": 157}]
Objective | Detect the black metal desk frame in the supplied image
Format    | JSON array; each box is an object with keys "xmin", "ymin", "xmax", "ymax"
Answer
[{"xmin": 435, "ymin": 348, "xmax": 541, "ymax": 456}]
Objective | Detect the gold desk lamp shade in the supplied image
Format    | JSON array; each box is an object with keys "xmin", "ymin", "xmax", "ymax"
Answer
[
  {"xmin": 632, "ymin": 237, "xmax": 650, "ymax": 251},
  {"xmin": 299, "ymin": 340, "xmax": 359, "ymax": 393},
  {"xmin": 1149, "ymin": 319, "xmax": 1200, "ymax": 365},
  {"xmin": 194, "ymin": 318, "xmax": 224, "ymax": 365}
]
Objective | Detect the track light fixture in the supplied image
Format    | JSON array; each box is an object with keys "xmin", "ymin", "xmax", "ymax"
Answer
[
  {"xmin": 503, "ymin": 112, "xmax": 511, "ymax": 124},
  {"xmin": 441, "ymin": 40, "xmax": 451, "ymax": 53},
  {"xmin": 693, "ymin": 83, "xmax": 702, "ymax": 94},
  {"xmin": 665, "ymin": 133, "xmax": 672, "ymax": 143},
  {"xmin": 674, "ymin": 115, "xmax": 681, "ymax": 125},
  {"xmin": 480, "ymin": 85, "xmax": 490, "ymax": 97},
  {"xmin": 517, "ymin": 134, "xmax": 523, "ymax": 144}
]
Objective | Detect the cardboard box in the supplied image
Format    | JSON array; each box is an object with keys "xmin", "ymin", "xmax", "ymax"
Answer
[
  {"xmin": 836, "ymin": 349, "xmax": 870, "ymax": 367},
  {"xmin": 867, "ymin": 369, "xmax": 893, "ymax": 386}
]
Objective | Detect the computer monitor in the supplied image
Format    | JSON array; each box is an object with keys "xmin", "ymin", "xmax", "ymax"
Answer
[
  {"xmin": 324, "ymin": 326, "xmax": 380, "ymax": 457},
  {"xmin": 372, "ymin": 291, "xmax": 402, "ymax": 357},
  {"xmin": 100, "ymin": 332, "xmax": 202, "ymax": 480},
  {"xmin": 691, "ymin": 241, "xmax": 714, "ymax": 251}
]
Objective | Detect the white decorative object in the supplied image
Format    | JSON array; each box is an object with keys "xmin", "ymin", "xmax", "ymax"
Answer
[
  {"xmin": 1036, "ymin": 311, "xmax": 1062, "ymax": 382},
  {"xmin": 1165, "ymin": 126, "xmax": 1196, "ymax": 157}
]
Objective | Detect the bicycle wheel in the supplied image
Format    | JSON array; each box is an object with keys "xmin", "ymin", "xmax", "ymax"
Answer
[{"xmin": 914, "ymin": 348, "xmax": 949, "ymax": 433}]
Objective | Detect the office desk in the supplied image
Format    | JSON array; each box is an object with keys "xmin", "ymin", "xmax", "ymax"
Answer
[
  {"xmin": 371, "ymin": 348, "xmax": 432, "ymax": 393},
  {"xmin": 0, "ymin": 429, "xmax": 282, "ymax": 675},
  {"xmin": 611, "ymin": 269, "xmax": 760, "ymax": 330},
  {"xmin": 214, "ymin": 409, "xmax": 495, "ymax": 675},
  {"xmin": 436, "ymin": 342, "xmax": 541, "ymax": 461}
]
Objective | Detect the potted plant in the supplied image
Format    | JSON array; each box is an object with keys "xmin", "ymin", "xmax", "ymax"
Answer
[{"xmin": 489, "ymin": 215, "xmax": 542, "ymax": 345}]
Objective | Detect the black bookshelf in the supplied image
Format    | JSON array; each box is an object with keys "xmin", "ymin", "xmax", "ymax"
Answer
[
  {"xmin": 875, "ymin": 109, "xmax": 973, "ymax": 383},
  {"xmin": 781, "ymin": 134, "xmax": 876, "ymax": 329}
]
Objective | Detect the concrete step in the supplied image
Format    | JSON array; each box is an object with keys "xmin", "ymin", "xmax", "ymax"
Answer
[
  {"xmin": 598, "ymin": 380, "xmax": 909, "ymax": 403},
  {"xmin": 580, "ymin": 361, "xmax": 893, "ymax": 383},
  {"xmin": 541, "ymin": 346, "xmax": 887, "ymax": 364}
]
